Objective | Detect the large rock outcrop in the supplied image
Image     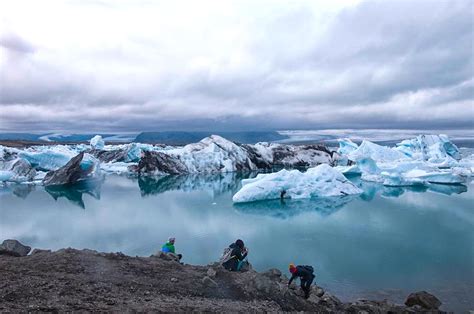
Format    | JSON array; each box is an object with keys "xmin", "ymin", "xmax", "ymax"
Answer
[
  {"xmin": 405, "ymin": 291, "xmax": 442, "ymax": 309},
  {"xmin": 0, "ymin": 239, "xmax": 31, "ymax": 257}
]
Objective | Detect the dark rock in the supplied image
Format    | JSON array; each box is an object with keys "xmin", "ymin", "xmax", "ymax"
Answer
[
  {"xmin": 262, "ymin": 268, "xmax": 282, "ymax": 280},
  {"xmin": 202, "ymin": 276, "xmax": 218, "ymax": 288},
  {"xmin": 405, "ymin": 291, "xmax": 442, "ymax": 309},
  {"xmin": 318, "ymin": 293, "xmax": 342, "ymax": 309},
  {"xmin": 31, "ymin": 249, "xmax": 52, "ymax": 255},
  {"xmin": 43, "ymin": 152, "xmax": 99, "ymax": 186},
  {"xmin": 0, "ymin": 239, "xmax": 31, "ymax": 257}
]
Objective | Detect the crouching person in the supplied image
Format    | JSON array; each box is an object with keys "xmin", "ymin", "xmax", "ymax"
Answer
[
  {"xmin": 161, "ymin": 237, "xmax": 182, "ymax": 261},
  {"xmin": 221, "ymin": 239, "xmax": 249, "ymax": 271},
  {"xmin": 288, "ymin": 263, "xmax": 315, "ymax": 299}
]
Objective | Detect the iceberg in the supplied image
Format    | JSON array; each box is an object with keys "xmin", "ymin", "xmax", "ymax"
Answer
[
  {"xmin": 43, "ymin": 152, "xmax": 102, "ymax": 186},
  {"xmin": 348, "ymin": 140, "xmax": 407, "ymax": 163},
  {"xmin": 395, "ymin": 134, "xmax": 461, "ymax": 162},
  {"xmin": 19, "ymin": 146, "xmax": 78, "ymax": 171},
  {"xmin": 232, "ymin": 164, "xmax": 362, "ymax": 203},
  {"xmin": 337, "ymin": 138, "xmax": 359, "ymax": 156},
  {"xmin": 90, "ymin": 135, "xmax": 105, "ymax": 150},
  {"xmin": 0, "ymin": 158, "xmax": 36, "ymax": 183}
]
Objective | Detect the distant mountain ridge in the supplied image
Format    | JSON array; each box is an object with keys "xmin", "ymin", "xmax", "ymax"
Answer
[{"xmin": 134, "ymin": 131, "xmax": 288, "ymax": 144}]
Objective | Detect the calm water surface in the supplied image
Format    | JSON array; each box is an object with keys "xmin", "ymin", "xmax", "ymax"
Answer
[{"xmin": 1, "ymin": 173, "xmax": 473, "ymax": 312}]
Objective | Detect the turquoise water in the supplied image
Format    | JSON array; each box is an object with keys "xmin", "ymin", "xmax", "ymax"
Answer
[{"xmin": 1, "ymin": 174, "xmax": 473, "ymax": 312}]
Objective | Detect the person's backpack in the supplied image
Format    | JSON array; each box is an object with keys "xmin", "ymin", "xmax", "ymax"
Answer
[
  {"xmin": 303, "ymin": 265, "xmax": 314, "ymax": 274},
  {"xmin": 219, "ymin": 247, "xmax": 233, "ymax": 264}
]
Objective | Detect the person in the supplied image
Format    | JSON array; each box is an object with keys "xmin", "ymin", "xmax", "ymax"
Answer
[
  {"xmin": 161, "ymin": 237, "xmax": 182, "ymax": 260},
  {"xmin": 288, "ymin": 263, "xmax": 315, "ymax": 299},
  {"xmin": 221, "ymin": 239, "xmax": 248, "ymax": 271}
]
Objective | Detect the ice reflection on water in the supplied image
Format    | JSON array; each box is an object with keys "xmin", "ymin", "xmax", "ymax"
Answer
[{"xmin": 0, "ymin": 173, "xmax": 473, "ymax": 311}]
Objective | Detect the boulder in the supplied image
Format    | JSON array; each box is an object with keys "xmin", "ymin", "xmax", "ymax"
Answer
[
  {"xmin": 262, "ymin": 268, "xmax": 282, "ymax": 280},
  {"xmin": 31, "ymin": 249, "xmax": 52, "ymax": 255},
  {"xmin": 43, "ymin": 152, "xmax": 100, "ymax": 186},
  {"xmin": 0, "ymin": 239, "xmax": 31, "ymax": 257},
  {"xmin": 206, "ymin": 268, "xmax": 217, "ymax": 278},
  {"xmin": 405, "ymin": 291, "xmax": 442, "ymax": 309},
  {"xmin": 202, "ymin": 276, "xmax": 218, "ymax": 288},
  {"xmin": 152, "ymin": 251, "xmax": 180, "ymax": 262}
]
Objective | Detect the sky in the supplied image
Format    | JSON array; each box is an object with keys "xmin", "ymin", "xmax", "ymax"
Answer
[{"xmin": 0, "ymin": 0, "xmax": 473, "ymax": 132}]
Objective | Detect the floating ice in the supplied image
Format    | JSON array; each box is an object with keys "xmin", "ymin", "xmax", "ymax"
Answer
[
  {"xmin": 232, "ymin": 164, "xmax": 362, "ymax": 203},
  {"xmin": 337, "ymin": 138, "xmax": 359, "ymax": 156},
  {"xmin": 395, "ymin": 134, "xmax": 461, "ymax": 162},
  {"xmin": 90, "ymin": 135, "xmax": 105, "ymax": 150},
  {"xmin": 348, "ymin": 140, "xmax": 407, "ymax": 163},
  {"xmin": 19, "ymin": 146, "xmax": 78, "ymax": 171}
]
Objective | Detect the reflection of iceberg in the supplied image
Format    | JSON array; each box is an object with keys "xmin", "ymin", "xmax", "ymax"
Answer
[
  {"xmin": 350, "ymin": 176, "xmax": 429, "ymax": 200},
  {"xmin": 45, "ymin": 180, "xmax": 102, "ymax": 209},
  {"xmin": 138, "ymin": 172, "xmax": 251, "ymax": 197},
  {"xmin": 427, "ymin": 183, "xmax": 468, "ymax": 195},
  {"xmin": 234, "ymin": 195, "xmax": 358, "ymax": 219},
  {"xmin": 0, "ymin": 184, "xmax": 36, "ymax": 199}
]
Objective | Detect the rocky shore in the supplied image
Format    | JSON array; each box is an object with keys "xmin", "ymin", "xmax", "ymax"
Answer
[{"xmin": 0, "ymin": 240, "xmax": 444, "ymax": 312}]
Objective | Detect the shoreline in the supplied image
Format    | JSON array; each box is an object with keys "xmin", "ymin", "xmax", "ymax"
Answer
[{"xmin": 0, "ymin": 242, "xmax": 444, "ymax": 312}]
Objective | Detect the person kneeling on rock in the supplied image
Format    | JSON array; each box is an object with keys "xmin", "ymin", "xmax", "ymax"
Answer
[
  {"xmin": 221, "ymin": 239, "xmax": 249, "ymax": 271},
  {"xmin": 288, "ymin": 263, "xmax": 315, "ymax": 299},
  {"xmin": 161, "ymin": 237, "xmax": 182, "ymax": 261}
]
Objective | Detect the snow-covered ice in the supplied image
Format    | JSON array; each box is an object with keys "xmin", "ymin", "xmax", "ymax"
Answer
[{"xmin": 232, "ymin": 164, "xmax": 362, "ymax": 203}]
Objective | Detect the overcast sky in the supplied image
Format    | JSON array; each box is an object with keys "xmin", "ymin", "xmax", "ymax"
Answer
[{"xmin": 0, "ymin": 0, "xmax": 472, "ymax": 132}]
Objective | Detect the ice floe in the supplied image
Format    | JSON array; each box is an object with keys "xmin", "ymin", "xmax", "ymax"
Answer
[{"xmin": 232, "ymin": 164, "xmax": 362, "ymax": 203}]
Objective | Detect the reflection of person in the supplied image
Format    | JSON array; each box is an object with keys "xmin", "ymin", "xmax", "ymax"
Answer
[
  {"xmin": 161, "ymin": 237, "xmax": 182, "ymax": 260},
  {"xmin": 222, "ymin": 239, "xmax": 248, "ymax": 271},
  {"xmin": 288, "ymin": 263, "xmax": 315, "ymax": 299}
]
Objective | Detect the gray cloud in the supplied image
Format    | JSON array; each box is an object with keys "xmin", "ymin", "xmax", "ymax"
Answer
[{"xmin": 0, "ymin": 0, "xmax": 472, "ymax": 132}]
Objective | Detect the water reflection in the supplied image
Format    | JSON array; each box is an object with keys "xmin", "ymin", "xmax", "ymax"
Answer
[
  {"xmin": 45, "ymin": 180, "xmax": 102, "ymax": 209},
  {"xmin": 0, "ymin": 172, "xmax": 469, "ymax": 211},
  {"xmin": 234, "ymin": 195, "xmax": 358, "ymax": 218},
  {"xmin": 349, "ymin": 175, "xmax": 467, "ymax": 200},
  {"xmin": 137, "ymin": 172, "xmax": 254, "ymax": 197},
  {"xmin": 0, "ymin": 184, "xmax": 36, "ymax": 199}
]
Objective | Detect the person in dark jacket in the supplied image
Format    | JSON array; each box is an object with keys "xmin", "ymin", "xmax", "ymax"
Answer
[
  {"xmin": 222, "ymin": 239, "xmax": 248, "ymax": 271},
  {"xmin": 288, "ymin": 263, "xmax": 315, "ymax": 299}
]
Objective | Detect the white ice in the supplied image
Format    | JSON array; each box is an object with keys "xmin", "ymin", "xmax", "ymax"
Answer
[
  {"xmin": 232, "ymin": 164, "xmax": 362, "ymax": 203},
  {"xmin": 90, "ymin": 135, "xmax": 105, "ymax": 150}
]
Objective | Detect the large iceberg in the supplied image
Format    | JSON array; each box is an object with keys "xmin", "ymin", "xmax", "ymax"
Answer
[
  {"xmin": 232, "ymin": 164, "xmax": 362, "ymax": 203},
  {"xmin": 43, "ymin": 152, "xmax": 102, "ymax": 186},
  {"xmin": 335, "ymin": 134, "xmax": 471, "ymax": 188},
  {"xmin": 133, "ymin": 135, "xmax": 335, "ymax": 175},
  {"xmin": 19, "ymin": 145, "xmax": 80, "ymax": 171},
  {"xmin": 395, "ymin": 134, "xmax": 461, "ymax": 162},
  {"xmin": 347, "ymin": 140, "xmax": 408, "ymax": 163}
]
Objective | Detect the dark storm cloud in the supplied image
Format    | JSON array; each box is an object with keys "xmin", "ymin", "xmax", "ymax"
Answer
[{"xmin": 0, "ymin": 0, "xmax": 472, "ymax": 132}]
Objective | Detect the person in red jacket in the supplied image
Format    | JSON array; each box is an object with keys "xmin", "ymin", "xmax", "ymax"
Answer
[{"xmin": 288, "ymin": 263, "xmax": 315, "ymax": 299}]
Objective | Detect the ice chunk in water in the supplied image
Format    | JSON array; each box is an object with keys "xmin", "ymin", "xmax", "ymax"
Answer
[{"xmin": 232, "ymin": 164, "xmax": 362, "ymax": 203}]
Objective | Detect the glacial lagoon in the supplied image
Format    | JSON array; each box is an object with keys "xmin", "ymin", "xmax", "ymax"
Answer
[{"xmin": 1, "ymin": 173, "xmax": 473, "ymax": 312}]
